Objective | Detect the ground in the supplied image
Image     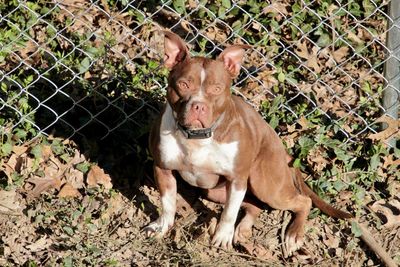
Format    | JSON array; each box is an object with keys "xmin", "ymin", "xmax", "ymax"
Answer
[
  {"xmin": 0, "ymin": 137, "xmax": 399, "ymax": 266},
  {"xmin": 1, "ymin": 0, "xmax": 399, "ymax": 266}
]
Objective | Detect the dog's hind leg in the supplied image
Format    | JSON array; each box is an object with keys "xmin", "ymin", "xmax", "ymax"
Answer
[
  {"xmin": 249, "ymin": 156, "xmax": 313, "ymax": 256},
  {"xmin": 252, "ymin": 186, "xmax": 312, "ymax": 255},
  {"xmin": 279, "ymin": 194, "xmax": 312, "ymax": 256}
]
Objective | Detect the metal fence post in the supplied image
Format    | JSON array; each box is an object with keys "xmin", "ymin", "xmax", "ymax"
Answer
[{"xmin": 383, "ymin": 0, "xmax": 400, "ymax": 147}]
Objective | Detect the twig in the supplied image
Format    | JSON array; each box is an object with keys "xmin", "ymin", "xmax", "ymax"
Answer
[
  {"xmin": 350, "ymin": 219, "xmax": 397, "ymax": 267},
  {"xmin": 99, "ymin": 0, "xmax": 110, "ymax": 14},
  {"xmin": 108, "ymin": 221, "xmax": 123, "ymax": 236},
  {"xmin": 0, "ymin": 202, "xmax": 20, "ymax": 212},
  {"xmin": 0, "ymin": 210, "xmax": 22, "ymax": 216},
  {"xmin": 197, "ymin": 241, "xmax": 276, "ymax": 264},
  {"xmin": 157, "ymin": 6, "xmax": 181, "ymax": 20},
  {"xmin": 280, "ymin": 210, "xmax": 290, "ymax": 259},
  {"xmin": 387, "ymin": 227, "xmax": 399, "ymax": 256}
]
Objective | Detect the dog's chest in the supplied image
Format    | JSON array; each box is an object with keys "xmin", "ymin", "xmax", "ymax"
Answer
[{"xmin": 158, "ymin": 105, "xmax": 238, "ymax": 176}]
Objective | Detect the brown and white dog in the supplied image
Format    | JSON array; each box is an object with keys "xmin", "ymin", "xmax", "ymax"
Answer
[{"xmin": 145, "ymin": 31, "xmax": 351, "ymax": 255}]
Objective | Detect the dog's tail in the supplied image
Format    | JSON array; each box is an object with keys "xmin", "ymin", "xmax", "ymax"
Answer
[{"xmin": 294, "ymin": 168, "xmax": 353, "ymax": 219}]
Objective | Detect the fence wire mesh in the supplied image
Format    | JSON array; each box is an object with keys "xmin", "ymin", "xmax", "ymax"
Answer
[
  {"xmin": 2, "ymin": 2, "xmax": 400, "ymax": 265},
  {"xmin": 0, "ymin": 0, "xmax": 399, "ymax": 147}
]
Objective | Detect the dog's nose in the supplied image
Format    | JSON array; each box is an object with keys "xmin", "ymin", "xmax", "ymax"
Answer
[{"xmin": 191, "ymin": 101, "xmax": 207, "ymax": 114}]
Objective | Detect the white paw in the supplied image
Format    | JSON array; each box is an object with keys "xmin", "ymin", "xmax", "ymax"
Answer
[
  {"xmin": 143, "ymin": 217, "xmax": 173, "ymax": 238},
  {"xmin": 285, "ymin": 232, "xmax": 304, "ymax": 256},
  {"xmin": 211, "ymin": 222, "xmax": 235, "ymax": 250}
]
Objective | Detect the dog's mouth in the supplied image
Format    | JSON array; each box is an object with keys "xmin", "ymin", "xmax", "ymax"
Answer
[
  {"xmin": 180, "ymin": 119, "xmax": 206, "ymax": 130},
  {"xmin": 176, "ymin": 113, "xmax": 225, "ymax": 139},
  {"xmin": 178, "ymin": 110, "xmax": 209, "ymax": 130},
  {"xmin": 177, "ymin": 119, "xmax": 213, "ymax": 139}
]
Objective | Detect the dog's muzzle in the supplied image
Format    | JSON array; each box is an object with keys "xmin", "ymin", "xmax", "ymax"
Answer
[{"xmin": 176, "ymin": 113, "xmax": 225, "ymax": 139}]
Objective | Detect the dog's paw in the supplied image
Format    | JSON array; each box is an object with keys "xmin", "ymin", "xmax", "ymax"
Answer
[
  {"xmin": 143, "ymin": 222, "xmax": 162, "ymax": 238},
  {"xmin": 233, "ymin": 219, "xmax": 253, "ymax": 244},
  {"xmin": 284, "ymin": 227, "xmax": 304, "ymax": 256},
  {"xmin": 143, "ymin": 218, "xmax": 171, "ymax": 238},
  {"xmin": 233, "ymin": 224, "xmax": 252, "ymax": 244},
  {"xmin": 211, "ymin": 222, "xmax": 235, "ymax": 250}
]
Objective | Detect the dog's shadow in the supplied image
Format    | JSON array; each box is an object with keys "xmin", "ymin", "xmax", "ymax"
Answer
[
  {"xmin": 132, "ymin": 166, "xmax": 276, "ymax": 248},
  {"xmin": 131, "ymin": 168, "xmax": 222, "ymax": 240}
]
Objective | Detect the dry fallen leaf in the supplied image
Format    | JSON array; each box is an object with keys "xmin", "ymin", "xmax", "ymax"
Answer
[
  {"xmin": 370, "ymin": 198, "xmax": 400, "ymax": 228},
  {"xmin": 263, "ymin": 2, "xmax": 289, "ymax": 21},
  {"xmin": 44, "ymin": 157, "xmax": 64, "ymax": 180},
  {"xmin": 382, "ymin": 154, "xmax": 400, "ymax": 169},
  {"xmin": 346, "ymin": 29, "xmax": 363, "ymax": 44},
  {"xmin": 237, "ymin": 240, "xmax": 270, "ymax": 259},
  {"xmin": 307, "ymin": 147, "xmax": 329, "ymax": 172},
  {"xmin": 0, "ymin": 189, "xmax": 21, "ymax": 214},
  {"xmin": 2, "ymin": 154, "xmax": 23, "ymax": 185},
  {"xmin": 58, "ymin": 182, "xmax": 81, "ymax": 198},
  {"xmin": 295, "ymin": 40, "xmax": 321, "ymax": 73},
  {"xmin": 176, "ymin": 193, "xmax": 195, "ymax": 218},
  {"xmin": 86, "ymin": 165, "xmax": 112, "ymax": 189},
  {"xmin": 332, "ymin": 46, "xmax": 349, "ymax": 63},
  {"xmin": 42, "ymin": 145, "xmax": 53, "ymax": 161},
  {"xmin": 26, "ymin": 235, "xmax": 52, "ymax": 252},
  {"xmin": 368, "ymin": 115, "xmax": 400, "ymax": 141},
  {"xmin": 298, "ymin": 116, "xmax": 310, "ymax": 131},
  {"xmin": 257, "ymin": 69, "xmax": 278, "ymax": 90},
  {"xmin": 12, "ymin": 145, "xmax": 28, "ymax": 156},
  {"xmin": 101, "ymin": 193, "xmax": 124, "ymax": 222},
  {"xmin": 26, "ymin": 176, "xmax": 62, "ymax": 198},
  {"xmin": 6, "ymin": 154, "xmax": 23, "ymax": 173},
  {"xmin": 208, "ymin": 217, "xmax": 218, "ymax": 237},
  {"xmin": 66, "ymin": 168, "xmax": 85, "ymax": 189},
  {"xmin": 322, "ymin": 231, "xmax": 340, "ymax": 248},
  {"xmin": 71, "ymin": 149, "xmax": 86, "ymax": 165}
]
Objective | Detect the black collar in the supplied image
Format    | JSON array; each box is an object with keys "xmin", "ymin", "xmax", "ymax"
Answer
[{"xmin": 176, "ymin": 113, "xmax": 225, "ymax": 139}]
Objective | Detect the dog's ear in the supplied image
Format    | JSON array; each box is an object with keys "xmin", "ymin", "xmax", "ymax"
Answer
[
  {"xmin": 218, "ymin": 45, "xmax": 251, "ymax": 77},
  {"xmin": 163, "ymin": 31, "xmax": 189, "ymax": 69}
]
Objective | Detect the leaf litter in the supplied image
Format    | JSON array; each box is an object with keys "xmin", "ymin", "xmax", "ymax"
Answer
[
  {"xmin": 2, "ymin": 134, "xmax": 386, "ymax": 266},
  {"xmin": 1, "ymin": 0, "xmax": 399, "ymax": 266}
]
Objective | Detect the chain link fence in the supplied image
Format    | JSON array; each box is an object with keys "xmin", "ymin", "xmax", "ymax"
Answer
[
  {"xmin": 1, "ymin": 2, "xmax": 400, "ymax": 265},
  {"xmin": 0, "ymin": 0, "xmax": 399, "ymax": 147}
]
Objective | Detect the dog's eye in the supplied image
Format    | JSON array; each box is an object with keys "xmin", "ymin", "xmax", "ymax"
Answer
[
  {"xmin": 177, "ymin": 81, "xmax": 189, "ymax": 91},
  {"xmin": 209, "ymin": 85, "xmax": 223, "ymax": 95}
]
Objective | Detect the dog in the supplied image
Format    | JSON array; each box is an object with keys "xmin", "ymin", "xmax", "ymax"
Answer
[{"xmin": 145, "ymin": 31, "xmax": 352, "ymax": 255}]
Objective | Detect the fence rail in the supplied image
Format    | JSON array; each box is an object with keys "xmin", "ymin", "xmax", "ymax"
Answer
[{"xmin": 0, "ymin": 0, "xmax": 399, "ymax": 148}]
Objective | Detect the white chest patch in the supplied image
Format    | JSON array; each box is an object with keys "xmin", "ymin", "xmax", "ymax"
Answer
[{"xmin": 159, "ymin": 104, "xmax": 238, "ymax": 176}]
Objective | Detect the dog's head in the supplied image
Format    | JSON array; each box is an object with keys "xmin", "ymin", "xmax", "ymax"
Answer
[{"xmin": 163, "ymin": 31, "xmax": 249, "ymax": 131}]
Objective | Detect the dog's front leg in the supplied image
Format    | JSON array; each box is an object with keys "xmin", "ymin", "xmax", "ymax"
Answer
[
  {"xmin": 211, "ymin": 179, "xmax": 247, "ymax": 250},
  {"xmin": 144, "ymin": 166, "xmax": 176, "ymax": 237}
]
